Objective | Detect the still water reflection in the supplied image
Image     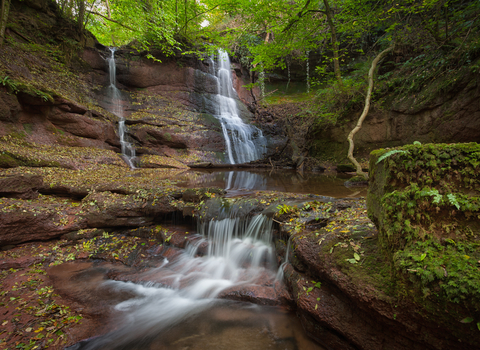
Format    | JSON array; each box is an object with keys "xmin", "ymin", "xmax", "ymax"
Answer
[{"xmin": 177, "ymin": 169, "xmax": 367, "ymax": 198}]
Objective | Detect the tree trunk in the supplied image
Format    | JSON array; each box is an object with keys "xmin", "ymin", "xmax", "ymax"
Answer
[
  {"xmin": 322, "ymin": 0, "xmax": 342, "ymax": 86},
  {"xmin": 184, "ymin": 0, "xmax": 188, "ymax": 35},
  {"xmin": 77, "ymin": 0, "xmax": 85, "ymax": 32},
  {"xmin": 105, "ymin": 0, "xmax": 115, "ymax": 45},
  {"xmin": 0, "ymin": 0, "xmax": 11, "ymax": 47},
  {"xmin": 347, "ymin": 42, "xmax": 394, "ymax": 179}
]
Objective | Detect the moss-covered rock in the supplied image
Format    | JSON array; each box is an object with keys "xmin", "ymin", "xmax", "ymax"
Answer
[{"xmin": 368, "ymin": 142, "xmax": 480, "ymax": 320}]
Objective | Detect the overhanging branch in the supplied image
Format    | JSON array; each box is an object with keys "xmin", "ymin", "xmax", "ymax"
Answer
[
  {"xmin": 87, "ymin": 10, "xmax": 136, "ymax": 31},
  {"xmin": 283, "ymin": 0, "xmax": 326, "ymax": 33}
]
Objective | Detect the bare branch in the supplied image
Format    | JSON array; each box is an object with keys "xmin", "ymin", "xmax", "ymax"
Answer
[
  {"xmin": 347, "ymin": 41, "xmax": 395, "ymax": 179},
  {"xmin": 283, "ymin": 0, "xmax": 325, "ymax": 33},
  {"xmin": 86, "ymin": 10, "xmax": 136, "ymax": 31},
  {"xmin": 178, "ymin": 4, "xmax": 220, "ymax": 34}
]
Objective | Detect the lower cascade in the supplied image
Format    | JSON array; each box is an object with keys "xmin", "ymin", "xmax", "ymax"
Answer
[
  {"xmin": 215, "ymin": 49, "xmax": 267, "ymax": 164},
  {"xmin": 67, "ymin": 200, "xmax": 308, "ymax": 350},
  {"xmin": 106, "ymin": 47, "xmax": 136, "ymax": 168}
]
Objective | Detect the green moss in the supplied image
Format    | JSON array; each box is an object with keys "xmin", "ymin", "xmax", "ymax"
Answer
[
  {"xmin": 309, "ymin": 139, "xmax": 348, "ymax": 163},
  {"xmin": 0, "ymin": 153, "xmax": 19, "ymax": 168},
  {"xmin": 371, "ymin": 143, "xmax": 480, "ymax": 193},
  {"xmin": 22, "ymin": 123, "xmax": 34, "ymax": 135},
  {"xmin": 329, "ymin": 235, "xmax": 396, "ymax": 297},
  {"xmin": 368, "ymin": 142, "xmax": 480, "ymax": 314},
  {"xmin": 395, "ymin": 240, "xmax": 480, "ymax": 309}
]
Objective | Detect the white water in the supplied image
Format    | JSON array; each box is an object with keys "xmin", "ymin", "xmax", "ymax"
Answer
[
  {"xmin": 107, "ymin": 48, "xmax": 136, "ymax": 169},
  {"xmin": 71, "ymin": 213, "xmax": 280, "ymax": 349},
  {"xmin": 215, "ymin": 49, "xmax": 266, "ymax": 164}
]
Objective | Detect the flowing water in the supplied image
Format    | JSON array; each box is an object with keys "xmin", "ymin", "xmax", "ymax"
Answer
[
  {"xmin": 215, "ymin": 50, "xmax": 267, "ymax": 164},
  {"xmin": 60, "ymin": 49, "xmax": 359, "ymax": 350},
  {"xmin": 106, "ymin": 48, "xmax": 136, "ymax": 168},
  {"xmin": 65, "ymin": 203, "xmax": 323, "ymax": 350}
]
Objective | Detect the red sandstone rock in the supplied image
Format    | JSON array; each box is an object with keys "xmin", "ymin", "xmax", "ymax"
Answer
[
  {"xmin": 283, "ymin": 233, "xmax": 480, "ymax": 350},
  {"xmin": 0, "ymin": 174, "xmax": 43, "ymax": 199}
]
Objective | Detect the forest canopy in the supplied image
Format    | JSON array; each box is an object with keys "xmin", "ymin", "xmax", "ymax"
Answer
[{"xmin": 68, "ymin": 0, "xmax": 480, "ymax": 72}]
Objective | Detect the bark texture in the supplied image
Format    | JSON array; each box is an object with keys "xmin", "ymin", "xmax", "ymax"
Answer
[
  {"xmin": 0, "ymin": 0, "xmax": 11, "ymax": 47},
  {"xmin": 347, "ymin": 42, "xmax": 394, "ymax": 179}
]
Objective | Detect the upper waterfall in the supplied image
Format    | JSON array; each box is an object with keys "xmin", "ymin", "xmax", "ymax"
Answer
[
  {"xmin": 106, "ymin": 48, "xmax": 136, "ymax": 169},
  {"xmin": 215, "ymin": 49, "xmax": 266, "ymax": 164}
]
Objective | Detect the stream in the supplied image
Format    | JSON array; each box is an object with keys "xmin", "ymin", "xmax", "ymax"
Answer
[
  {"xmin": 56, "ymin": 171, "xmax": 362, "ymax": 350},
  {"xmin": 58, "ymin": 49, "xmax": 359, "ymax": 349}
]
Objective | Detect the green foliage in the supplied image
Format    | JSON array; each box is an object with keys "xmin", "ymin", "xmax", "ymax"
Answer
[
  {"xmin": 369, "ymin": 143, "xmax": 480, "ymax": 314},
  {"xmin": 381, "ymin": 183, "xmax": 480, "ymax": 250},
  {"xmin": 395, "ymin": 240, "xmax": 480, "ymax": 309},
  {"xmin": 1, "ymin": 75, "xmax": 18, "ymax": 93},
  {"xmin": 85, "ymin": 0, "xmax": 207, "ymax": 55},
  {"xmin": 376, "ymin": 149, "xmax": 410, "ymax": 164},
  {"xmin": 447, "ymin": 193, "xmax": 460, "ymax": 210},
  {"xmin": 372, "ymin": 143, "xmax": 480, "ymax": 191},
  {"xmin": 276, "ymin": 204, "xmax": 298, "ymax": 215},
  {"xmin": 312, "ymin": 73, "xmax": 368, "ymax": 127}
]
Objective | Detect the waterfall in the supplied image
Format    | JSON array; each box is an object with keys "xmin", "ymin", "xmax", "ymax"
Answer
[
  {"xmin": 69, "ymin": 202, "xmax": 281, "ymax": 349},
  {"xmin": 215, "ymin": 49, "xmax": 266, "ymax": 164},
  {"xmin": 106, "ymin": 48, "xmax": 136, "ymax": 169},
  {"xmin": 275, "ymin": 235, "xmax": 292, "ymax": 282}
]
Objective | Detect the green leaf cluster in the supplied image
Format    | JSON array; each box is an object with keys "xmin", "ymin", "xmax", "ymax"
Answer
[{"xmin": 395, "ymin": 240, "xmax": 480, "ymax": 308}]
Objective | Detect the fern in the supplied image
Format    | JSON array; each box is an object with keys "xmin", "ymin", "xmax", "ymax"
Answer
[
  {"xmin": 422, "ymin": 189, "xmax": 443, "ymax": 204},
  {"xmin": 1, "ymin": 76, "xmax": 18, "ymax": 93},
  {"xmin": 376, "ymin": 149, "xmax": 410, "ymax": 164},
  {"xmin": 447, "ymin": 193, "xmax": 460, "ymax": 210}
]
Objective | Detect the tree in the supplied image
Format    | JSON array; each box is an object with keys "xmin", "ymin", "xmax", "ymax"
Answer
[
  {"xmin": 322, "ymin": 0, "xmax": 342, "ymax": 86},
  {"xmin": 347, "ymin": 41, "xmax": 394, "ymax": 179},
  {"xmin": 0, "ymin": 0, "xmax": 10, "ymax": 47}
]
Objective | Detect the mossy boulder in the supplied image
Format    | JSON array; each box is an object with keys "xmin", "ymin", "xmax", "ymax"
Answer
[
  {"xmin": 368, "ymin": 142, "xmax": 480, "ymax": 321},
  {"xmin": 368, "ymin": 142, "xmax": 480, "ymax": 249}
]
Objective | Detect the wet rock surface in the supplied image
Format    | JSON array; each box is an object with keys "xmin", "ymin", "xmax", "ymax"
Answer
[
  {"xmin": 0, "ymin": 183, "xmax": 478, "ymax": 350},
  {"xmin": 279, "ymin": 197, "xmax": 480, "ymax": 350},
  {"xmin": 1, "ymin": 2, "xmax": 479, "ymax": 349}
]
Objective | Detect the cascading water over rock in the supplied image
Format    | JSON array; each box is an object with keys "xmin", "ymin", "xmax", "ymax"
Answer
[
  {"xmin": 67, "ymin": 199, "xmax": 285, "ymax": 350},
  {"xmin": 106, "ymin": 48, "xmax": 136, "ymax": 168},
  {"xmin": 214, "ymin": 49, "xmax": 266, "ymax": 164}
]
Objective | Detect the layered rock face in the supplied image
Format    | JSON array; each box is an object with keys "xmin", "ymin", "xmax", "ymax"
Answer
[
  {"xmin": 0, "ymin": 91, "xmax": 119, "ymax": 150},
  {"xmin": 81, "ymin": 47, "xmax": 264, "ymax": 164},
  {"xmin": 309, "ymin": 74, "xmax": 480, "ymax": 161},
  {"xmin": 0, "ymin": 0, "xmax": 265, "ymax": 168}
]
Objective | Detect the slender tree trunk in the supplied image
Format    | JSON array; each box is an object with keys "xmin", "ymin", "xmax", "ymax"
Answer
[
  {"xmin": 77, "ymin": 0, "xmax": 85, "ymax": 32},
  {"xmin": 0, "ymin": 0, "xmax": 11, "ymax": 47},
  {"xmin": 347, "ymin": 42, "xmax": 394, "ymax": 179},
  {"xmin": 184, "ymin": 0, "xmax": 188, "ymax": 35},
  {"xmin": 105, "ymin": 0, "xmax": 116, "ymax": 45},
  {"xmin": 175, "ymin": 0, "xmax": 178, "ymax": 31},
  {"xmin": 434, "ymin": 1, "xmax": 441, "ymax": 42},
  {"xmin": 444, "ymin": 3, "xmax": 448, "ymax": 40},
  {"xmin": 322, "ymin": 0, "xmax": 342, "ymax": 86}
]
